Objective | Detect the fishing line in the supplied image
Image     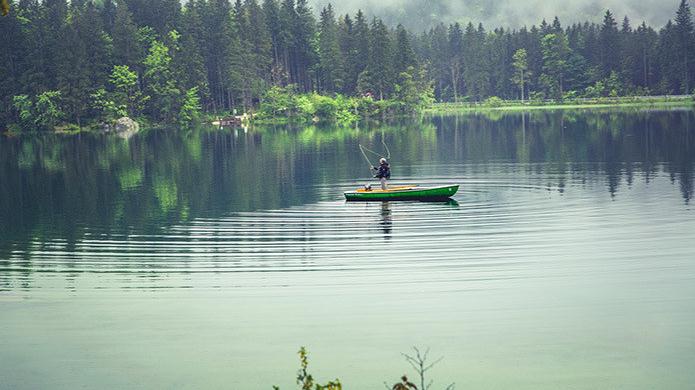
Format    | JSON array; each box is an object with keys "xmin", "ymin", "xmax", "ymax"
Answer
[
  {"xmin": 359, "ymin": 137, "xmax": 391, "ymax": 176},
  {"xmin": 360, "ymin": 144, "xmax": 382, "ymax": 157},
  {"xmin": 381, "ymin": 132, "xmax": 391, "ymax": 159},
  {"xmin": 358, "ymin": 144, "xmax": 375, "ymax": 174}
]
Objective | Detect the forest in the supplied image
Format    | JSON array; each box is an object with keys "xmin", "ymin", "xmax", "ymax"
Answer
[{"xmin": 1, "ymin": 0, "xmax": 695, "ymax": 130}]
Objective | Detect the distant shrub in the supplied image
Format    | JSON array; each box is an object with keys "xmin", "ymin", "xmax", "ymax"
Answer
[
  {"xmin": 484, "ymin": 96, "xmax": 504, "ymax": 107},
  {"xmin": 311, "ymin": 94, "xmax": 339, "ymax": 122}
]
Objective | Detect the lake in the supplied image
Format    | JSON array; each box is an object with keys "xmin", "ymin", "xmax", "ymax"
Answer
[{"xmin": 1, "ymin": 109, "xmax": 694, "ymax": 389}]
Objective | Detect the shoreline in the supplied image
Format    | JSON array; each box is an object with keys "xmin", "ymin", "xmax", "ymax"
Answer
[
  {"xmin": 426, "ymin": 96, "xmax": 695, "ymax": 114},
  {"xmin": 5, "ymin": 96, "xmax": 695, "ymax": 136}
]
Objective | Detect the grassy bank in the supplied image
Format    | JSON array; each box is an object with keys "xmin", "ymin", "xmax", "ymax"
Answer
[{"xmin": 427, "ymin": 95, "xmax": 695, "ymax": 114}]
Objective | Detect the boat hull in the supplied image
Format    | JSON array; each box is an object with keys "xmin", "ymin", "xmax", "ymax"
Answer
[{"xmin": 344, "ymin": 185, "xmax": 459, "ymax": 201}]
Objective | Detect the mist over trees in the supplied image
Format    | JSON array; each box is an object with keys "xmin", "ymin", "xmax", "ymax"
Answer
[
  {"xmin": 1, "ymin": 0, "xmax": 695, "ymax": 129},
  {"xmin": 311, "ymin": 0, "xmax": 691, "ymax": 31}
]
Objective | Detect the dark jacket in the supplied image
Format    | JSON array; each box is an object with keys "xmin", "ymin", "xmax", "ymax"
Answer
[{"xmin": 373, "ymin": 162, "xmax": 391, "ymax": 179}]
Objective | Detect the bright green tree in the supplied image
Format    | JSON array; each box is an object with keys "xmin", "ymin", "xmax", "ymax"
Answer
[
  {"xmin": 143, "ymin": 38, "xmax": 180, "ymax": 122},
  {"xmin": 13, "ymin": 91, "xmax": 64, "ymax": 131},
  {"xmin": 511, "ymin": 48, "xmax": 530, "ymax": 101},
  {"xmin": 178, "ymin": 87, "xmax": 202, "ymax": 125}
]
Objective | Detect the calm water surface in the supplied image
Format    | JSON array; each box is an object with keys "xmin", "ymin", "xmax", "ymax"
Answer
[{"xmin": 1, "ymin": 109, "xmax": 694, "ymax": 389}]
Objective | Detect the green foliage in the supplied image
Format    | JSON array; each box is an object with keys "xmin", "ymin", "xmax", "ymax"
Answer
[
  {"xmin": 12, "ymin": 95, "xmax": 33, "ymax": 127},
  {"xmin": 584, "ymin": 71, "xmax": 622, "ymax": 98},
  {"xmin": 541, "ymin": 33, "xmax": 570, "ymax": 99},
  {"xmin": 178, "ymin": 87, "xmax": 202, "ymax": 126},
  {"xmin": 293, "ymin": 347, "xmax": 342, "ymax": 390},
  {"xmin": 511, "ymin": 49, "xmax": 530, "ymax": 101},
  {"xmin": 144, "ymin": 39, "xmax": 178, "ymax": 120},
  {"xmin": 261, "ymin": 85, "xmax": 300, "ymax": 118},
  {"xmin": 259, "ymin": 77, "xmax": 431, "ymax": 124},
  {"xmin": 3, "ymin": 0, "xmax": 695, "ymax": 128},
  {"xmin": 13, "ymin": 91, "xmax": 65, "ymax": 131},
  {"xmin": 35, "ymin": 91, "xmax": 65, "ymax": 130},
  {"xmin": 295, "ymin": 95, "xmax": 316, "ymax": 119},
  {"xmin": 91, "ymin": 65, "xmax": 149, "ymax": 121},
  {"xmin": 484, "ymin": 96, "xmax": 504, "ymax": 107},
  {"xmin": 312, "ymin": 94, "xmax": 339, "ymax": 121},
  {"xmin": 333, "ymin": 94, "xmax": 359, "ymax": 123},
  {"xmin": 393, "ymin": 66, "xmax": 435, "ymax": 114},
  {"xmin": 111, "ymin": 65, "xmax": 137, "ymax": 92},
  {"xmin": 259, "ymin": 86, "xmax": 359, "ymax": 123},
  {"xmin": 91, "ymin": 88, "xmax": 127, "ymax": 120},
  {"xmin": 112, "ymin": 65, "xmax": 149, "ymax": 117}
]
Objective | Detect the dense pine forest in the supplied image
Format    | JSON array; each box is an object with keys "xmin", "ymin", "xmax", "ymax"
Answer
[{"xmin": 1, "ymin": 0, "xmax": 695, "ymax": 130}]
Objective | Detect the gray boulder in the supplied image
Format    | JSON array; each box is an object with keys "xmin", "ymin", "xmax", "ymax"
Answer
[
  {"xmin": 103, "ymin": 117, "xmax": 139, "ymax": 138},
  {"xmin": 114, "ymin": 117, "xmax": 139, "ymax": 135}
]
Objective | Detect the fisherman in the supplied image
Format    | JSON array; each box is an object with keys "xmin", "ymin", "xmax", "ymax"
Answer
[{"xmin": 373, "ymin": 158, "xmax": 391, "ymax": 190}]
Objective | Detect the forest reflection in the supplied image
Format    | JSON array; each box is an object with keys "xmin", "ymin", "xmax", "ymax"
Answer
[{"xmin": 1, "ymin": 109, "xmax": 693, "ymax": 261}]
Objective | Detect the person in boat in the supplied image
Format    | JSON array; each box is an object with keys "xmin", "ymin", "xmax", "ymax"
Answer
[{"xmin": 373, "ymin": 158, "xmax": 391, "ymax": 190}]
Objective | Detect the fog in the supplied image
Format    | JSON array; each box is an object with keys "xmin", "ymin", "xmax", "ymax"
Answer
[{"xmin": 311, "ymin": 0, "xmax": 687, "ymax": 30}]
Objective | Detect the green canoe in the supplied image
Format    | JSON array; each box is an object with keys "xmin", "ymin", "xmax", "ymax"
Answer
[{"xmin": 344, "ymin": 184, "xmax": 459, "ymax": 201}]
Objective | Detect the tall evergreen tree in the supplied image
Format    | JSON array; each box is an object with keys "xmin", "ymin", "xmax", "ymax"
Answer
[
  {"xmin": 393, "ymin": 24, "xmax": 417, "ymax": 77},
  {"xmin": 235, "ymin": 0, "xmax": 272, "ymax": 108},
  {"xmin": 599, "ymin": 10, "xmax": 620, "ymax": 78},
  {"xmin": 58, "ymin": 1, "xmax": 112, "ymax": 124},
  {"xmin": 675, "ymin": 0, "xmax": 694, "ymax": 93},
  {"xmin": 363, "ymin": 17, "xmax": 393, "ymax": 99},
  {"xmin": 425, "ymin": 23, "xmax": 449, "ymax": 100},
  {"xmin": 348, "ymin": 9, "xmax": 370, "ymax": 94},
  {"xmin": 112, "ymin": 0, "xmax": 140, "ymax": 70},
  {"xmin": 317, "ymin": 4, "xmax": 344, "ymax": 93},
  {"xmin": 636, "ymin": 22, "xmax": 659, "ymax": 89}
]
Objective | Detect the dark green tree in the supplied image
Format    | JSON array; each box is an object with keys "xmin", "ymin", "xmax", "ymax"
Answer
[
  {"xmin": 317, "ymin": 4, "xmax": 344, "ymax": 93},
  {"xmin": 365, "ymin": 17, "xmax": 393, "ymax": 99},
  {"xmin": 393, "ymin": 24, "xmax": 417, "ymax": 77},
  {"xmin": 540, "ymin": 33, "xmax": 570, "ymax": 99},
  {"xmin": 675, "ymin": 0, "xmax": 694, "ymax": 93},
  {"xmin": 599, "ymin": 10, "xmax": 620, "ymax": 78}
]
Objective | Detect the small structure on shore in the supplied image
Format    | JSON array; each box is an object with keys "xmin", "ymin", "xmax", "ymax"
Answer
[{"xmin": 211, "ymin": 113, "xmax": 250, "ymax": 127}]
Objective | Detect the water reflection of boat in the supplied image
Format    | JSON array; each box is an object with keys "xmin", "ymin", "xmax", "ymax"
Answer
[
  {"xmin": 380, "ymin": 201, "xmax": 392, "ymax": 239},
  {"xmin": 345, "ymin": 184, "xmax": 459, "ymax": 201}
]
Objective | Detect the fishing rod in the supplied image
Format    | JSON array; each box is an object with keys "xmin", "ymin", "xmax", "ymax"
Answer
[{"xmin": 358, "ymin": 134, "xmax": 391, "ymax": 176}]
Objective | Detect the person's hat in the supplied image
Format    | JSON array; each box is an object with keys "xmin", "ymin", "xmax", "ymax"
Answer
[{"xmin": 379, "ymin": 158, "xmax": 387, "ymax": 164}]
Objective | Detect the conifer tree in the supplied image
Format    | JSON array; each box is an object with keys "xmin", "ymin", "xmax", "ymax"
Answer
[
  {"xmin": 393, "ymin": 24, "xmax": 417, "ymax": 77},
  {"xmin": 112, "ymin": 0, "xmax": 141, "ymax": 70},
  {"xmin": 600, "ymin": 10, "xmax": 620, "ymax": 78},
  {"xmin": 366, "ymin": 17, "xmax": 393, "ymax": 99},
  {"xmin": 675, "ymin": 0, "xmax": 694, "ymax": 93},
  {"xmin": 317, "ymin": 4, "xmax": 344, "ymax": 93},
  {"xmin": 446, "ymin": 22, "xmax": 463, "ymax": 101},
  {"xmin": 348, "ymin": 9, "xmax": 370, "ymax": 95},
  {"xmin": 292, "ymin": 0, "xmax": 316, "ymax": 91}
]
